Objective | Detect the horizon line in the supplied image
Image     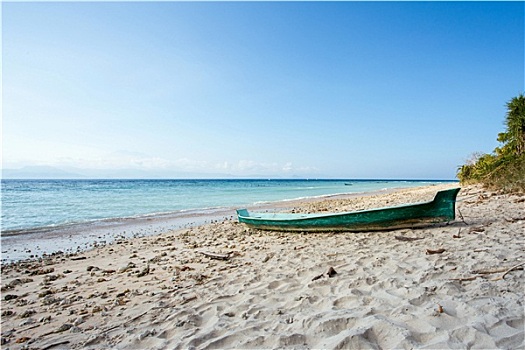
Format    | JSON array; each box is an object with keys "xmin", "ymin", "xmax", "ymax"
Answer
[{"xmin": 1, "ymin": 177, "xmax": 459, "ymax": 182}]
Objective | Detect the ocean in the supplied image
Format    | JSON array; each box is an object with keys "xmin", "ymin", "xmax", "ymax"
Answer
[{"xmin": 1, "ymin": 179, "xmax": 454, "ymax": 261}]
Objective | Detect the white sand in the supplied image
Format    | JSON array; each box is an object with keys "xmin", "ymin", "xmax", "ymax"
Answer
[{"xmin": 1, "ymin": 184, "xmax": 524, "ymax": 349}]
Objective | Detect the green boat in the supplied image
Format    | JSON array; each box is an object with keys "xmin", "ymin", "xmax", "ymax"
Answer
[{"xmin": 236, "ymin": 187, "xmax": 460, "ymax": 232}]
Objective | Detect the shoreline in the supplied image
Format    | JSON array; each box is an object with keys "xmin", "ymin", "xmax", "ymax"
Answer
[
  {"xmin": 1, "ymin": 184, "xmax": 523, "ymax": 349},
  {"xmin": 2, "ymin": 179, "xmax": 455, "ymax": 234},
  {"xmin": 2, "ymin": 180, "xmax": 454, "ymax": 234},
  {"xmin": 1, "ymin": 183, "xmax": 457, "ymax": 263}
]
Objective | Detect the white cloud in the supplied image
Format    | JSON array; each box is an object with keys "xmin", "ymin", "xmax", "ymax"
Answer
[
  {"xmin": 174, "ymin": 158, "xmax": 210, "ymax": 171},
  {"xmin": 282, "ymin": 162, "xmax": 293, "ymax": 172},
  {"xmin": 207, "ymin": 160, "xmax": 318, "ymax": 176},
  {"xmin": 3, "ymin": 146, "xmax": 319, "ymax": 177},
  {"xmin": 14, "ymin": 150, "xmax": 176, "ymax": 171}
]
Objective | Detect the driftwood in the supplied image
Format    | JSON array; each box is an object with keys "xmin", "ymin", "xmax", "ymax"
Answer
[
  {"xmin": 426, "ymin": 248, "xmax": 446, "ymax": 255},
  {"xmin": 395, "ymin": 236, "xmax": 424, "ymax": 242},
  {"xmin": 199, "ymin": 251, "xmax": 230, "ymax": 260},
  {"xmin": 492, "ymin": 262, "xmax": 525, "ymax": 281},
  {"xmin": 473, "ymin": 264, "xmax": 525, "ymax": 276},
  {"xmin": 450, "ymin": 262, "xmax": 525, "ymax": 282}
]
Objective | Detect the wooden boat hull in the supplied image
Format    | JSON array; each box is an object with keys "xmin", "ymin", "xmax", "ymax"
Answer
[{"xmin": 236, "ymin": 188, "xmax": 460, "ymax": 232}]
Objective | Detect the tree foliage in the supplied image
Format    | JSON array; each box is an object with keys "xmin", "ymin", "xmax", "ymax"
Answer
[
  {"xmin": 498, "ymin": 93, "xmax": 525, "ymax": 156},
  {"xmin": 457, "ymin": 94, "xmax": 525, "ymax": 193}
]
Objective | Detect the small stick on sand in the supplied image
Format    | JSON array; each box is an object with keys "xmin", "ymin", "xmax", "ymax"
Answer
[
  {"xmin": 199, "ymin": 251, "xmax": 230, "ymax": 260},
  {"xmin": 450, "ymin": 275, "xmax": 481, "ymax": 282},
  {"xmin": 450, "ymin": 262, "xmax": 525, "ymax": 282},
  {"xmin": 426, "ymin": 248, "xmax": 446, "ymax": 255},
  {"xmin": 395, "ymin": 236, "xmax": 424, "ymax": 242},
  {"xmin": 492, "ymin": 262, "xmax": 525, "ymax": 281},
  {"xmin": 472, "ymin": 265, "xmax": 524, "ymax": 275},
  {"xmin": 311, "ymin": 274, "xmax": 323, "ymax": 281},
  {"xmin": 504, "ymin": 216, "xmax": 525, "ymax": 223},
  {"xmin": 182, "ymin": 295, "xmax": 198, "ymax": 304}
]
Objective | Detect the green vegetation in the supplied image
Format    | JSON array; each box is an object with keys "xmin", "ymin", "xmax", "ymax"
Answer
[{"xmin": 457, "ymin": 93, "xmax": 525, "ymax": 193}]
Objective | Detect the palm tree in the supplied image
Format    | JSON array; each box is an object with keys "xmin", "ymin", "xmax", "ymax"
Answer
[{"xmin": 501, "ymin": 93, "xmax": 525, "ymax": 156}]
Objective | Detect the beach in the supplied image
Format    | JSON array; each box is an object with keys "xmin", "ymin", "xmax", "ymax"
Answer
[{"xmin": 1, "ymin": 184, "xmax": 524, "ymax": 349}]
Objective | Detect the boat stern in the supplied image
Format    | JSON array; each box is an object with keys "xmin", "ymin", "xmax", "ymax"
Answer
[{"xmin": 432, "ymin": 187, "xmax": 461, "ymax": 221}]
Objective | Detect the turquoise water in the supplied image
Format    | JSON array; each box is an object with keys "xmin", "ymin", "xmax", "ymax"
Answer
[{"xmin": 1, "ymin": 179, "xmax": 453, "ymax": 234}]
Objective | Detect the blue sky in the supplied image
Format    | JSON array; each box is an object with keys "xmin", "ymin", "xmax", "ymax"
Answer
[{"xmin": 3, "ymin": 1, "xmax": 524, "ymax": 179}]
